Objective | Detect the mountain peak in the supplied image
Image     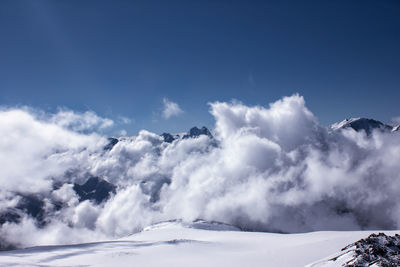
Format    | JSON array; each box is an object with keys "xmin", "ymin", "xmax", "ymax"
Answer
[
  {"xmin": 183, "ymin": 126, "xmax": 213, "ymax": 139},
  {"xmin": 161, "ymin": 126, "xmax": 213, "ymax": 143},
  {"xmin": 331, "ymin": 118, "xmax": 393, "ymax": 135}
]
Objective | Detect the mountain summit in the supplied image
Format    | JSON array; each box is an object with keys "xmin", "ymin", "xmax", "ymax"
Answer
[
  {"xmin": 161, "ymin": 126, "xmax": 213, "ymax": 143},
  {"xmin": 331, "ymin": 118, "xmax": 395, "ymax": 135},
  {"xmin": 183, "ymin": 126, "xmax": 213, "ymax": 139}
]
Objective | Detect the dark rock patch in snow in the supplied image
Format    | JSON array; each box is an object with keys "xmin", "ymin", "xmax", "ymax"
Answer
[
  {"xmin": 161, "ymin": 126, "xmax": 213, "ymax": 143},
  {"xmin": 15, "ymin": 195, "xmax": 45, "ymax": 221},
  {"xmin": 73, "ymin": 177, "xmax": 116, "ymax": 204},
  {"xmin": 332, "ymin": 118, "xmax": 393, "ymax": 135},
  {"xmin": 161, "ymin": 133, "xmax": 176, "ymax": 143},
  {"xmin": 183, "ymin": 126, "xmax": 213, "ymax": 139},
  {"xmin": 341, "ymin": 233, "xmax": 400, "ymax": 266},
  {"xmin": 103, "ymin": 137, "xmax": 119, "ymax": 151},
  {"xmin": 0, "ymin": 208, "xmax": 21, "ymax": 225}
]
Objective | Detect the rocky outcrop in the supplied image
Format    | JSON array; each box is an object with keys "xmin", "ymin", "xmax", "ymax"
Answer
[
  {"xmin": 161, "ymin": 126, "xmax": 213, "ymax": 143},
  {"xmin": 183, "ymin": 126, "xmax": 213, "ymax": 139},
  {"xmin": 73, "ymin": 176, "xmax": 116, "ymax": 204},
  {"xmin": 104, "ymin": 137, "xmax": 119, "ymax": 151}
]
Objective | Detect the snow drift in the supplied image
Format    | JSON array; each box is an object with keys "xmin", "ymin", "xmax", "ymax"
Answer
[{"xmin": 1, "ymin": 94, "xmax": 400, "ymax": 249}]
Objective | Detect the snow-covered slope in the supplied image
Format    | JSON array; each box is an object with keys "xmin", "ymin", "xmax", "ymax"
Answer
[
  {"xmin": 0, "ymin": 221, "xmax": 398, "ymax": 267},
  {"xmin": 331, "ymin": 117, "xmax": 394, "ymax": 134}
]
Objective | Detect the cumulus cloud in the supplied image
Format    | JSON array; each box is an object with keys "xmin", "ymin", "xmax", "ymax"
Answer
[
  {"xmin": 162, "ymin": 98, "xmax": 183, "ymax": 119},
  {"xmin": 1, "ymin": 95, "xmax": 400, "ymax": 249},
  {"xmin": 50, "ymin": 109, "xmax": 114, "ymax": 131},
  {"xmin": 0, "ymin": 108, "xmax": 105, "ymax": 193}
]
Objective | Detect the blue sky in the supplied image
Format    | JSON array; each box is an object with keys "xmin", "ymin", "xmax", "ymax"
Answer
[{"xmin": 0, "ymin": 0, "xmax": 399, "ymax": 134}]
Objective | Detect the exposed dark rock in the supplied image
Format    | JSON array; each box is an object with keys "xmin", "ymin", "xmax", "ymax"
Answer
[
  {"xmin": 333, "ymin": 118, "xmax": 393, "ymax": 135},
  {"xmin": 161, "ymin": 133, "xmax": 176, "ymax": 143},
  {"xmin": 16, "ymin": 195, "xmax": 45, "ymax": 219},
  {"xmin": 161, "ymin": 126, "xmax": 213, "ymax": 143},
  {"xmin": 0, "ymin": 194, "xmax": 55, "ymax": 227},
  {"xmin": 73, "ymin": 176, "xmax": 116, "ymax": 204},
  {"xmin": 0, "ymin": 194, "xmax": 49, "ymax": 228},
  {"xmin": 0, "ymin": 208, "xmax": 21, "ymax": 225},
  {"xmin": 183, "ymin": 126, "xmax": 213, "ymax": 139},
  {"xmin": 104, "ymin": 137, "xmax": 119, "ymax": 151},
  {"xmin": 341, "ymin": 232, "xmax": 400, "ymax": 266},
  {"xmin": 348, "ymin": 119, "xmax": 392, "ymax": 135}
]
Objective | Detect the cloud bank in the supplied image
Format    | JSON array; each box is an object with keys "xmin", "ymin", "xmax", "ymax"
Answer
[
  {"xmin": 1, "ymin": 94, "xmax": 400, "ymax": 249},
  {"xmin": 162, "ymin": 98, "xmax": 183, "ymax": 119}
]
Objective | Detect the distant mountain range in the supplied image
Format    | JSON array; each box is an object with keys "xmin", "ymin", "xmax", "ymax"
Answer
[
  {"xmin": 104, "ymin": 118, "xmax": 399, "ymax": 153},
  {"xmin": 105, "ymin": 126, "xmax": 214, "ymax": 151}
]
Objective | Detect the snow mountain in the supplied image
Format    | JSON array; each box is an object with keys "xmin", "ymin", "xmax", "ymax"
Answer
[
  {"xmin": 161, "ymin": 126, "xmax": 213, "ymax": 143},
  {"xmin": 331, "ymin": 117, "xmax": 397, "ymax": 135}
]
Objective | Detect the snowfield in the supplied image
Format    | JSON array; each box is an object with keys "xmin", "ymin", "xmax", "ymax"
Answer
[{"xmin": 0, "ymin": 221, "xmax": 398, "ymax": 267}]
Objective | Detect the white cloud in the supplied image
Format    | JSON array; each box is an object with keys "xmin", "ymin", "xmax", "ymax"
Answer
[
  {"xmin": 392, "ymin": 116, "xmax": 400, "ymax": 125},
  {"xmin": 162, "ymin": 98, "xmax": 183, "ymax": 119},
  {"xmin": 0, "ymin": 108, "xmax": 105, "ymax": 193},
  {"xmin": 1, "ymin": 96, "xmax": 400, "ymax": 249},
  {"xmin": 50, "ymin": 109, "xmax": 114, "ymax": 131}
]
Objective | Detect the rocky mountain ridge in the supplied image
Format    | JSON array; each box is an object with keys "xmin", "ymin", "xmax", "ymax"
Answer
[{"xmin": 331, "ymin": 117, "xmax": 399, "ymax": 135}]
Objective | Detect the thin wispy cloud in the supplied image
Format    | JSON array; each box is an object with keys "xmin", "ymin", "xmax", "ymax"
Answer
[
  {"xmin": 117, "ymin": 116, "xmax": 132, "ymax": 125},
  {"xmin": 50, "ymin": 110, "xmax": 113, "ymax": 131},
  {"xmin": 391, "ymin": 116, "xmax": 400, "ymax": 125},
  {"xmin": 162, "ymin": 98, "xmax": 183, "ymax": 119}
]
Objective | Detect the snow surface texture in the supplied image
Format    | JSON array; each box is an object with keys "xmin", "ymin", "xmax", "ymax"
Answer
[
  {"xmin": 2, "ymin": 221, "xmax": 399, "ymax": 267},
  {"xmin": 1, "ymin": 94, "xmax": 400, "ymax": 249}
]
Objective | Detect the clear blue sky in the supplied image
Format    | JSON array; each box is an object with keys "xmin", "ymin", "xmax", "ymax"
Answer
[{"xmin": 0, "ymin": 0, "xmax": 399, "ymax": 134}]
